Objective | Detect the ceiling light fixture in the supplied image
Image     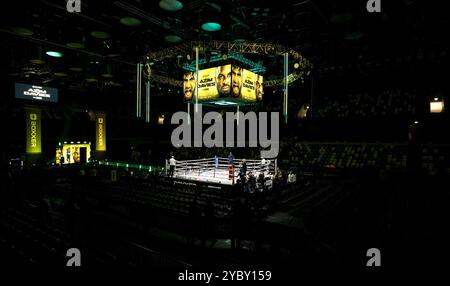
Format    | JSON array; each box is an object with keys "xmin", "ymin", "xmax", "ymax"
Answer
[
  {"xmin": 90, "ymin": 31, "xmax": 111, "ymax": 39},
  {"xmin": 120, "ymin": 17, "xmax": 142, "ymax": 26},
  {"xmin": 66, "ymin": 42, "xmax": 84, "ymax": 49},
  {"xmin": 201, "ymin": 22, "xmax": 221, "ymax": 32},
  {"xmin": 164, "ymin": 35, "xmax": 182, "ymax": 43},
  {"xmin": 46, "ymin": 51, "xmax": 64, "ymax": 58},
  {"xmin": 159, "ymin": 0, "xmax": 183, "ymax": 11},
  {"xmin": 11, "ymin": 27, "xmax": 33, "ymax": 36}
]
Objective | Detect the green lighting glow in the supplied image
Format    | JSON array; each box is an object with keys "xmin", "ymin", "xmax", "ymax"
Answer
[
  {"xmin": 201, "ymin": 22, "xmax": 221, "ymax": 32},
  {"xmin": 90, "ymin": 31, "xmax": 111, "ymax": 39},
  {"xmin": 11, "ymin": 27, "xmax": 33, "ymax": 36},
  {"xmin": 46, "ymin": 51, "xmax": 64, "ymax": 58},
  {"xmin": 213, "ymin": 100, "xmax": 237, "ymax": 106},
  {"xmin": 159, "ymin": 0, "xmax": 183, "ymax": 11},
  {"xmin": 164, "ymin": 35, "xmax": 182, "ymax": 43},
  {"xmin": 98, "ymin": 161, "xmax": 160, "ymax": 171},
  {"xmin": 66, "ymin": 42, "xmax": 84, "ymax": 49},
  {"xmin": 120, "ymin": 17, "xmax": 141, "ymax": 26}
]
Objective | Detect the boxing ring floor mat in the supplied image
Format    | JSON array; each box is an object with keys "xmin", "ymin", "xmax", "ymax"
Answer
[{"xmin": 166, "ymin": 157, "xmax": 277, "ymax": 186}]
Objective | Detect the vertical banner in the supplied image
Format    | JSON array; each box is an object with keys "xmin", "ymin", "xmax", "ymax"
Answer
[
  {"xmin": 240, "ymin": 69, "xmax": 257, "ymax": 102},
  {"xmin": 95, "ymin": 113, "xmax": 106, "ymax": 152},
  {"xmin": 197, "ymin": 67, "xmax": 218, "ymax": 101},
  {"xmin": 25, "ymin": 107, "xmax": 42, "ymax": 154}
]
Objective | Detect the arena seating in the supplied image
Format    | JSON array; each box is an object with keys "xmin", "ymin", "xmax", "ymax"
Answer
[
  {"xmin": 279, "ymin": 141, "xmax": 450, "ymax": 174},
  {"xmin": 0, "ymin": 208, "xmax": 70, "ymax": 266},
  {"xmin": 315, "ymin": 89, "xmax": 418, "ymax": 119}
]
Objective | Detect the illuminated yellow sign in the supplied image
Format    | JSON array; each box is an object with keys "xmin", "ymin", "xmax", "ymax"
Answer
[
  {"xmin": 96, "ymin": 113, "xmax": 106, "ymax": 151},
  {"xmin": 26, "ymin": 108, "xmax": 41, "ymax": 154},
  {"xmin": 240, "ymin": 69, "xmax": 257, "ymax": 102},
  {"xmin": 183, "ymin": 65, "xmax": 264, "ymax": 104},
  {"xmin": 197, "ymin": 67, "xmax": 219, "ymax": 101}
]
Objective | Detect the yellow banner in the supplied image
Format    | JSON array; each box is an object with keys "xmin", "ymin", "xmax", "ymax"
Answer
[
  {"xmin": 240, "ymin": 69, "xmax": 257, "ymax": 102},
  {"xmin": 182, "ymin": 65, "xmax": 263, "ymax": 103},
  {"xmin": 196, "ymin": 67, "xmax": 218, "ymax": 101},
  {"xmin": 96, "ymin": 113, "xmax": 106, "ymax": 151},
  {"xmin": 25, "ymin": 108, "xmax": 42, "ymax": 154}
]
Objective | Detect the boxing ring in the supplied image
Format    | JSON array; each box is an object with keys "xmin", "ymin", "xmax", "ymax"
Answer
[{"xmin": 165, "ymin": 157, "xmax": 277, "ymax": 185}]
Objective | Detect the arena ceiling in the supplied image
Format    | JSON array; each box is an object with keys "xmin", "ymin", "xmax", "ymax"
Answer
[{"xmin": 0, "ymin": 0, "xmax": 447, "ymax": 96}]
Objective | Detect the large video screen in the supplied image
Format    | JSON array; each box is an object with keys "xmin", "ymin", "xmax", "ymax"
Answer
[
  {"xmin": 183, "ymin": 65, "xmax": 263, "ymax": 104},
  {"xmin": 197, "ymin": 67, "xmax": 219, "ymax": 101},
  {"xmin": 15, "ymin": 83, "xmax": 58, "ymax": 103}
]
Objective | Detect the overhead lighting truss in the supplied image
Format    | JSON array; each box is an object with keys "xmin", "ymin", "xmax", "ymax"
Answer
[{"xmin": 144, "ymin": 40, "xmax": 312, "ymax": 87}]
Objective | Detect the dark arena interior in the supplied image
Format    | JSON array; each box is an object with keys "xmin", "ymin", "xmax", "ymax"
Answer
[{"xmin": 1, "ymin": 0, "xmax": 449, "ymax": 279}]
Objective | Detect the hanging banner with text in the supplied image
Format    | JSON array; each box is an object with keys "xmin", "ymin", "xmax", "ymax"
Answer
[
  {"xmin": 95, "ymin": 113, "xmax": 106, "ymax": 152},
  {"xmin": 183, "ymin": 65, "xmax": 263, "ymax": 105},
  {"xmin": 25, "ymin": 107, "xmax": 42, "ymax": 154}
]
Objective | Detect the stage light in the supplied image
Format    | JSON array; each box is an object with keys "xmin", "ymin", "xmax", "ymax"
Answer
[
  {"xmin": 158, "ymin": 115, "xmax": 165, "ymax": 124},
  {"xmin": 201, "ymin": 22, "xmax": 221, "ymax": 32},
  {"xmin": 66, "ymin": 42, "xmax": 84, "ymax": 49},
  {"xmin": 164, "ymin": 35, "xmax": 182, "ymax": 43},
  {"xmin": 159, "ymin": 0, "xmax": 183, "ymax": 11},
  {"xmin": 90, "ymin": 31, "xmax": 110, "ymax": 39},
  {"xmin": 430, "ymin": 100, "xmax": 444, "ymax": 113},
  {"xmin": 69, "ymin": 67, "xmax": 83, "ymax": 72},
  {"xmin": 54, "ymin": 72, "xmax": 68, "ymax": 77},
  {"xmin": 46, "ymin": 51, "xmax": 63, "ymax": 58},
  {"xmin": 11, "ymin": 27, "xmax": 34, "ymax": 36},
  {"xmin": 120, "ymin": 17, "xmax": 141, "ymax": 26},
  {"xmin": 213, "ymin": 100, "xmax": 237, "ymax": 106},
  {"xmin": 294, "ymin": 63, "xmax": 300, "ymax": 69},
  {"xmin": 414, "ymin": 121, "xmax": 419, "ymax": 124}
]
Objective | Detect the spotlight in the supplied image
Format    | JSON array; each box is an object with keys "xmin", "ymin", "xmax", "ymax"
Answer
[
  {"xmin": 159, "ymin": 0, "xmax": 183, "ymax": 11},
  {"xmin": 414, "ymin": 121, "xmax": 419, "ymax": 124},
  {"xmin": 201, "ymin": 22, "xmax": 222, "ymax": 32},
  {"xmin": 430, "ymin": 99, "xmax": 444, "ymax": 113},
  {"xmin": 46, "ymin": 51, "xmax": 64, "ymax": 58}
]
